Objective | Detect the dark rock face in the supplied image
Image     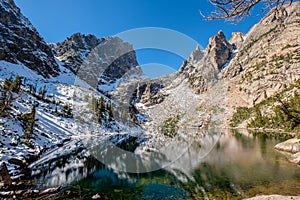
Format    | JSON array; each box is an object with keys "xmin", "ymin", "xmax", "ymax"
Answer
[
  {"xmin": 97, "ymin": 40, "xmax": 141, "ymax": 91},
  {"xmin": 54, "ymin": 33, "xmax": 104, "ymax": 73},
  {"xmin": 56, "ymin": 35, "xmax": 143, "ymax": 91},
  {"xmin": 8, "ymin": 157, "xmax": 25, "ymax": 167},
  {"xmin": 0, "ymin": 0, "xmax": 59, "ymax": 78},
  {"xmin": 0, "ymin": 0, "xmax": 142, "ymax": 87},
  {"xmin": 134, "ymin": 82, "xmax": 166, "ymax": 106}
]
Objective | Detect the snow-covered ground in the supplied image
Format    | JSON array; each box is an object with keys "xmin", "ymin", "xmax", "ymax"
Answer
[
  {"xmin": 0, "ymin": 60, "xmax": 132, "ymax": 179},
  {"xmin": 0, "ymin": 58, "xmax": 224, "ymax": 183}
]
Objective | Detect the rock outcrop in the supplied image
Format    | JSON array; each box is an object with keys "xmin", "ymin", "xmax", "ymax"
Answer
[
  {"xmin": 229, "ymin": 32, "xmax": 245, "ymax": 50},
  {"xmin": 54, "ymin": 33, "xmax": 104, "ymax": 73},
  {"xmin": 274, "ymin": 137, "xmax": 300, "ymax": 165},
  {"xmin": 206, "ymin": 30, "xmax": 233, "ymax": 71},
  {"xmin": 179, "ymin": 30, "xmax": 232, "ymax": 94},
  {"xmin": 274, "ymin": 138, "xmax": 300, "ymax": 153},
  {"xmin": 134, "ymin": 82, "xmax": 166, "ymax": 106},
  {"xmin": 0, "ymin": 0, "xmax": 59, "ymax": 78}
]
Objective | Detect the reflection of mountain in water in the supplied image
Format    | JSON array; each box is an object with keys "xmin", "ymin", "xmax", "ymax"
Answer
[
  {"xmin": 88, "ymin": 128, "xmax": 220, "ymax": 174},
  {"xmin": 31, "ymin": 128, "xmax": 220, "ymax": 185},
  {"xmin": 30, "ymin": 130, "xmax": 300, "ymax": 199}
]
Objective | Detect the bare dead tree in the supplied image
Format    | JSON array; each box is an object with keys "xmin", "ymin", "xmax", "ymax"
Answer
[{"xmin": 202, "ymin": 0, "xmax": 294, "ymax": 22}]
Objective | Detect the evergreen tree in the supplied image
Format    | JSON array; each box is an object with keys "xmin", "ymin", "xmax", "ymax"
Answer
[
  {"xmin": 0, "ymin": 77, "xmax": 15, "ymax": 116},
  {"xmin": 12, "ymin": 76, "xmax": 23, "ymax": 93},
  {"xmin": 107, "ymin": 101, "xmax": 113, "ymax": 119},
  {"xmin": 21, "ymin": 105, "xmax": 36, "ymax": 139},
  {"xmin": 99, "ymin": 96, "xmax": 105, "ymax": 112},
  {"xmin": 42, "ymin": 85, "xmax": 47, "ymax": 99}
]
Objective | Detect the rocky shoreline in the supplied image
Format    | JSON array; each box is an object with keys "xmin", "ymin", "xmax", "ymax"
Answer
[
  {"xmin": 274, "ymin": 138, "xmax": 300, "ymax": 165},
  {"xmin": 244, "ymin": 195, "xmax": 300, "ymax": 200}
]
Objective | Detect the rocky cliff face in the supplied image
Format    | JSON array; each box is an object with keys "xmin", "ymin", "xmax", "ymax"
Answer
[
  {"xmin": 179, "ymin": 3, "xmax": 299, "ymax": 105},
  {"xmin": 142, "ymin": 2, "xmax": 300, "ymax": 130},
  {"xmin": 55, "ymin": 34, "xmax": 143, "ymax": 91},
  {"xmin": 96, "ymin": 37, "xmax": 143, "ymax": 92},
  {"xmin": 206, "ymin": 30, "xmax": 233, "ymax": 71},
  {"xmin": 229, "ymin": 32, "xmax": 245, "ymax": 50},
  {"xmin": 54, "ymin": 33, "xmax": 104, "ymax": 73},
  {"xmin": 0, "ymin": 0, "xmax": 142, "ymax": 87},
  {"xmin": 223, "ymin": 2, "xmax": 300, "ymax": 106},
  {"xmin": 0, "ymin": 0, "xmax": 59, "ymax": 78},
  {"xmin": 179, "ymin": 30, "xmax": 233, "ymax": 94}
]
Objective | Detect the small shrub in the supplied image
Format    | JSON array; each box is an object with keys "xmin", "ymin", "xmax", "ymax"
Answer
[
  {"xmin": 61, "ymin": 104, "xmax": 73, "ymax": 118},
  {"xmin": 230, "ymin": 107, "xmax": 252, "ymax": 127},
  {"xmin": 160, "ymin": 115, "xmax": 181, "ymax": 138}
]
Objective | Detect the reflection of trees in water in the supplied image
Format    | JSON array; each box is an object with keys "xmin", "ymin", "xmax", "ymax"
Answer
[
  {"xmin": 231, "ymin": 130, "xmax": 256, "ymax": 149},
  {"xmin": 233, "ymin": 129, "xmax": 292, "ymax": 157},
  {"xmin": 183, "ymin": 162, "xmax": 238, "ymax": 199},
  {"xmin": 65, "ymin": 164, "xmax": 188, "ymax": 199}
]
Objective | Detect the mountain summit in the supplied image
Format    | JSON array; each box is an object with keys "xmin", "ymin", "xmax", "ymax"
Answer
[
  {"xmin": 0, "ymin": 0, "xmax": 59, "ymax": 77},
  {"xmin": 54, "ymin": 33, "xmax": 143, "ymax": 91}
]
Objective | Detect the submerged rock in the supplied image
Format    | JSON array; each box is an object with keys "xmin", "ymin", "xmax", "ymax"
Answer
[
  {"xmin": 92, "ymin": 193, "xmax": 101, "ymax": 199},
  {"xmin": 289, "ymin": 152, "xmax": 300, "ymax": 165}
]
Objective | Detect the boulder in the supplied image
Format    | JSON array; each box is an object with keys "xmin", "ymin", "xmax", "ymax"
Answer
[
  {"xmin": 289, "ymin": 152, "xmax": 300, "ymax": 165},
  {"xmin": 274, "ymin": 138, "xmax": 300, "ymax": 153}
]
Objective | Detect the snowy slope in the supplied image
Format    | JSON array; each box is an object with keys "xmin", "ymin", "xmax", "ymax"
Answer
[{"xmin": 0, "ymin": 60, "xmax": 141, "ymax": 179}]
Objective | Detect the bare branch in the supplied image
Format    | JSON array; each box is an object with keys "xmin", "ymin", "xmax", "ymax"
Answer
[{"xmin": 203, "ymin": 0, "xmax": 294, "ymax": 22}]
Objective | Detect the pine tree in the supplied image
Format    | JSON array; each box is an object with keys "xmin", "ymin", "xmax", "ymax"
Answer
[
  {"xmin": 21, "ymin": 105, "xmax": 36, "ymax": 139},
  {"xmin": 23, "ymin": 77, "xmax": 27, "ymax": 87},
  {"xmin": 12, "ymin": 76, "xmax": 23, "ymax": 93},
  {"xmin": 33, "ymin": 82, "xmax": 37, "ymax": 94},
  {"xmin": 42, "ymin": 85, "xmax": 47, "ymax": 99},
  {"xmin": 3, "ymin": 76, "xmax": 13, "ymax": 91},
  {"xmin": 38, "ymin": 85, "xmax": 47, "ymax": 100},
  {"xmin": 0, "ymin": 77, "xmax": 15, "ymax": 117},
  {"xmin": 54, "ymin": 106, "xmax": 58, "ymax": 116},
  {"xmin": 107, "ymin": 101, "xmax": 113, "ymax": 119},
  {"xmin": 99, "ymin": 96, "xmax": 105, "ymax": 112}
]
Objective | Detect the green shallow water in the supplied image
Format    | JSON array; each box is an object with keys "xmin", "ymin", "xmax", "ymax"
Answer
[{"xmin": 34, "ymin": 130, "xmax": 300, "ymax": 199}]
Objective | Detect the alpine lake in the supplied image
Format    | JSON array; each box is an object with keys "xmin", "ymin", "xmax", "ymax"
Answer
[{"xmin": 30, "ymin": 129, "xmax": 300, "ymax": 200}]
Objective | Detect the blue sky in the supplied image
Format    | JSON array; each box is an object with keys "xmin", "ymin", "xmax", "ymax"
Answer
[{"xmin": 14, "ymin": 0, "xmax": 265, "ymax": 77}]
